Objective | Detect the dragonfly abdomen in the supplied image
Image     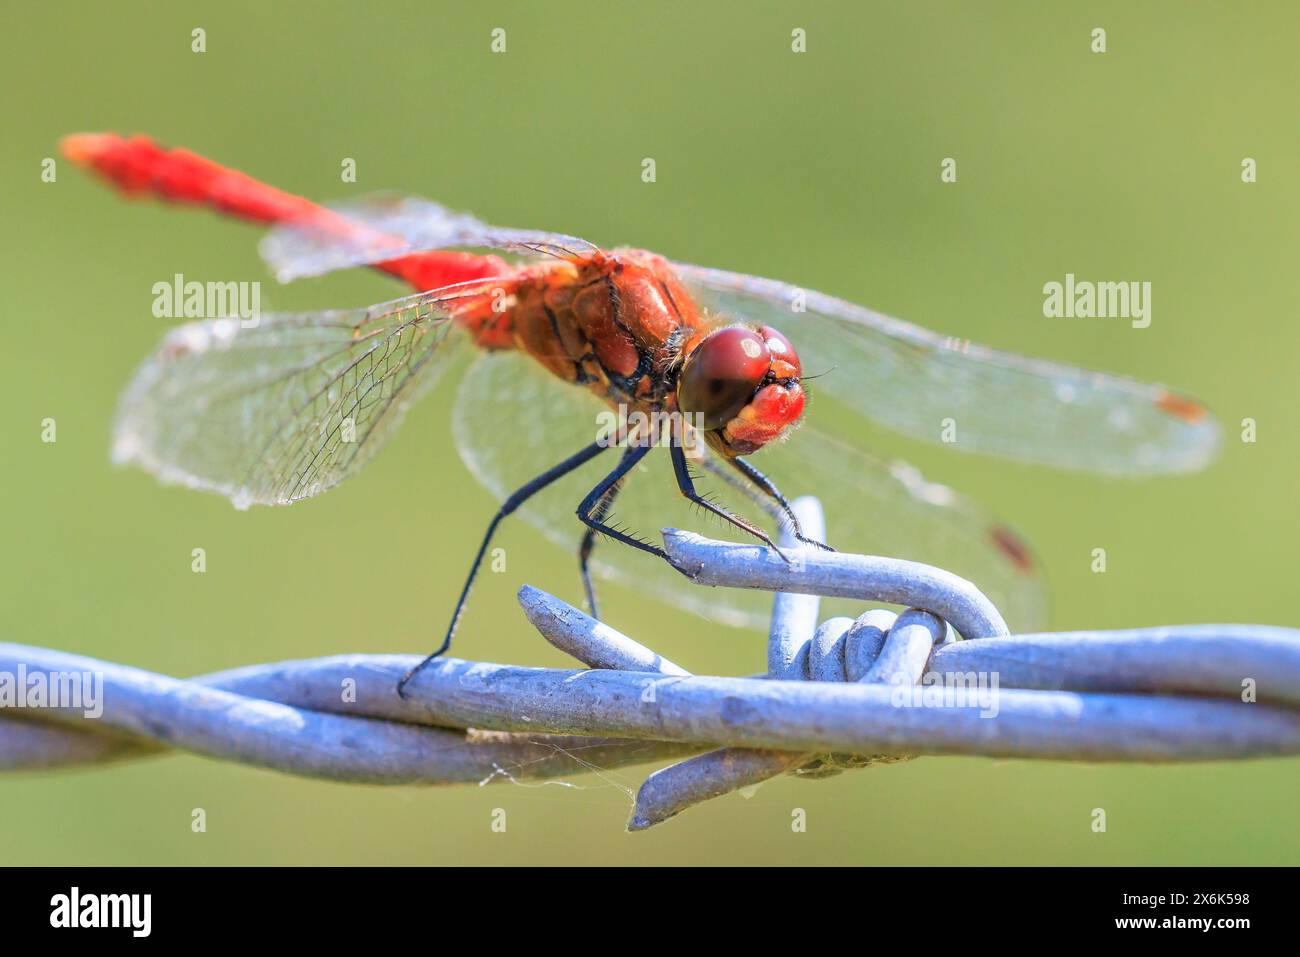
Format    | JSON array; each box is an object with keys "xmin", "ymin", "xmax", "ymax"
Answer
[{"xmin": 61, "ymin": 133, "xmax": 511, "ymax": 292}]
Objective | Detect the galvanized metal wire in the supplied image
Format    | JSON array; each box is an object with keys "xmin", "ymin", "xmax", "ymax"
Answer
[{"xmin": 3, "ymin": 498, "xmax": 1299, "ymax": 830}]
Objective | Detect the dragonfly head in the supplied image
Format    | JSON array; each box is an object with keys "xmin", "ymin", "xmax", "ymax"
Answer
[{"xmin": 676, "ymin": 324, "xmax": 805, "ymax": 457}]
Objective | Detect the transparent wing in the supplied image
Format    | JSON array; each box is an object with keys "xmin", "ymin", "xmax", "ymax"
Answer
[
  {"xmin": 674, "ymin": 264, "xmax": 1220, "ymax": 476},
  {"xmin": 453, "ymin": 350, "xmax": 1046, "ymax": 633},
  {"xmin": 113, "ymin": 288, "xmax": 475, "ymax": 508},
  {"xmin": 260, "ymin": 193, "xmax": 596, "ymax": 281}
]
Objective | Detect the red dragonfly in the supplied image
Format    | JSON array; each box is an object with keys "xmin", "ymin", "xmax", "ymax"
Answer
[{"xmin": 64, "ymin": 134, "xmax": 1219, "ymax": 693}]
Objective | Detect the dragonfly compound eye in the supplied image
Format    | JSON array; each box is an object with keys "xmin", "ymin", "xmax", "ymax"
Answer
[
  {"xmin": 677, "ymin": 327, "xmax": 772, "ymax": 431},
  {"xmin": 757, "ymin": 325, "xmax": 801, "ymax": 378}
]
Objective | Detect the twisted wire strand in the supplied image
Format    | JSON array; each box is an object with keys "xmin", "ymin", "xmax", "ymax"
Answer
[{"xmin": 3, "ymin": 498, "xmax": 1299, "ymax": 830}]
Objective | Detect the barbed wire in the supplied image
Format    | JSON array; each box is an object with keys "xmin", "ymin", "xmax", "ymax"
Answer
[{"xmin": 3, "ymin": 498, "xmax": 1298, "ymax": 830}]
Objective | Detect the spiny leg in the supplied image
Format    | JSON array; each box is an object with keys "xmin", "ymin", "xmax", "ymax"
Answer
[
  {"xmin": 669, "ymin": 441, "xmax": 790, "ymax": 562},
  {"xmin": 696, "ymin": 453, "xmax": 783, "ymax": 521},
  {"xmin": 577, "ymin": 475, "xmax": 627, "ymax": 618},
  {"xmin": 728, "ymin": 455, "xmax": 834, "ymax": 551},
  {"xmin": 577, "ymin": 443, "xmax": 666, "ymax": 561},
  {"xmin": 397, "ymin": 438, "xmax": 612, "ymax": 698}
]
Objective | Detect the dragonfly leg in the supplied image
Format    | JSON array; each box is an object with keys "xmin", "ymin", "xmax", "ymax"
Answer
[
  {"xmin": 729, "ymin": 456, "xmax": 834, "ymax": 552},
  {"xmin": 396, "ymin": 438, "xmax": 612, "ymax": 699},
  {"xmin": 577, "ymin": 477, "xmax": 627, "ymax": 618},
  {"xmin": 669, "ymin": 442, "xmax": 791, "ymax": 562},
  {"xmin": 576, "ymin": 443, "xmax": 666, "ymax": 561}
]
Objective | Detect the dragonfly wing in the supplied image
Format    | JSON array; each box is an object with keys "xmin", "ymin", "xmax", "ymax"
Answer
[
  {"xmin": 260, "ymin": 193, "xmax": 596, "ymax": 281},
  {"xmin": 674, "ymin": 264, "xmax": 1220, "ymax": 476},
  {"xmin": 453, "ymin": 351, "xmax": 1045, "ymax": 633},
  {"xmin": 113, "ymin": 287, "xmax": 475, "ymax": 508}
]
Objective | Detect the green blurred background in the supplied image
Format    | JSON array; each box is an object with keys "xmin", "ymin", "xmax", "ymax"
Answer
[{"xmin": 3, "ymin": 1, "xmax": 1297, "ymax": 865}]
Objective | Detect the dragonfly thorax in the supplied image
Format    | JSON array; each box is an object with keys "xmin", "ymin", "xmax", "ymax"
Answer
[{"xmin": 493, "ymin": 247, "xmax": 806, "ymax": 458}]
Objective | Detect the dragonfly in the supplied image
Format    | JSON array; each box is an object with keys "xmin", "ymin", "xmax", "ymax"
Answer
[{"xmin": 63, "ymin": 133, "xmax": 1221, "ymax": 695}]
